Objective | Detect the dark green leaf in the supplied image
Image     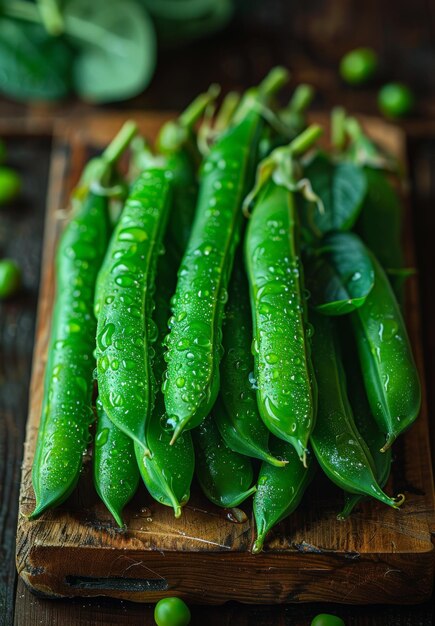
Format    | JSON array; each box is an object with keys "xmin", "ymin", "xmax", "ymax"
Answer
[
  {"xmin": 0, "ymin": 18, "xmax": 73, "ymax": 101},
  {"xmin": 301, "ymin": 152, "xmax": 367, "ymax": 237},
  {"xmin": 305, "ymin": 231, "xmax": 374, "ymax": 315},
  {"xmin": 64, "ymin": 0, "xmax": 157, "ymax": 102}
]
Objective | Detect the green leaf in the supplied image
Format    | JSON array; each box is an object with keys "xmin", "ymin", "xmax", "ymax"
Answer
[
  {"xmin": 0, "ymin": 18, "xmax": 73, "ymax": 101},
  {"xmin": 301, "ymin": 152, "xmax": 367, "ymax": 237},
  {"xmin": 63, "ymin": 0, "xmax": 157, "ymax": 103},
  {"xmin": 305, "ymin": 231, "xmax": 374, "ymax": 315}
]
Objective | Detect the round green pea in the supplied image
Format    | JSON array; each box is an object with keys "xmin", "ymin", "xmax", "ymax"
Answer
[
  {"xmin": 0, "ymin": 259, "xmax": 21, "ymax": 299},
  {"xmin": 378, "ymin": 83, "xmax": 414, "ymax": 118},
  {"xmin": 311, "ymin": 613, "xmax": 345, "ymax": 626},
  {"xmin": 340, "ymin": 48, "xmax": 378, "ymax": 85},
  {"xmin": 154, "ymin": 597, "xmax": 191, "ymax": 626},
  {"xmin": 0, "ymin": 166, "xmax": 21, "ymax": 205}
]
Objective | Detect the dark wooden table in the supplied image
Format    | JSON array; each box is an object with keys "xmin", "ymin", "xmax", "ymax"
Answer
[{"xmin": 1, "ymin": 1, "xmax": 434, "ymax": 624}]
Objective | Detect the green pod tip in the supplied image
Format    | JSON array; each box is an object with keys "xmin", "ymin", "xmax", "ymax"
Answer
[
  {"xmin": 252, "ymin": 535, "xmax": 265, "ymax": 554},
  {"xmin": 380, "ymin": 432, "xmax": 397, "ymax": 452},
  {"xmin": 370, "ymin": 485, "xmax": 405, "ymax": 509},
  {"xmin": 169, "ymin": 418, "xmax": 189, "ymax": 446},
  {"xmin": 223, "ymin": 484, "xmax": 257, "ymax": 509},
  {"xmin": 337, "ymin": 494, "xmax": 361, "ymax": 521}
]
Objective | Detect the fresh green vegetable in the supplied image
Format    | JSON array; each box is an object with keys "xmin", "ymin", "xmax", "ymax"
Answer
[
  {"xmin": 310, "ymin": 311, "xmax": 405, "ymax": 509},
  {"xmin": 244, "ymin": 126, "xmax": 321, "ymax": 464},
  {"xmin": 378, "ymin": 83, "xmax": 414, "ymax": 118},
  {"xmin": 216, "ymin": 258, "xmax": 285, "ymax": 466},
  {"xmin": 0, "ymin": 259, "xmax": 21, "ymax": 298},
  {"xmin": 340, "ymin": 48, "xmax": 377, "ymax": 85},
  {"xmin": 93, "ymin": 398, "xmax": 140, "ymax": 527},
  {"xmin": 311, "ymin": 614, "xmax": 345, "ymax": 626},
  {"xmin": 154, "ymin": 597, "xmax": 191, "ymax": 626},
  {"xmin": 299, "ymin": 152, "xmax": 367, "ymax": 240},
  {"xmin": 135, "ymin": 248, "xmax": 195, "ymax": 518},
  {"xmin": 345, "ymin": 118, "xmax": 404, "ymax": 295},
  {"xmin": 305, "ymin": 231, "xmax": 374, "ymax": 315},
  {"xmin": 156, "ymin": 85, "xmax": 219, "ymax": 254},
  {"xmin": 350, "ymin": 251, "xmax": 421, "ymax": 450},
  {"xmin": 358, "ymin": 168, "xmax": 404, "ymax": 277},
  {"xmin": 30, "ymin": 122, "xmax": 136, "ymax": 519},
  {"xmin": 252, "ymin": 437, "xmax": 315, "ymax": 553},
  {"xmin": 0, "ymin": 17, "xmax": 73, "ymax": 101},
  {"xmin": 163, "ymin": 67, "xmax": 289, "ymax": 442},
  {"xmin": 193, "ymin": 412, "xmax": 256, "ymax": 508},
  {"xmin": 338, "ymin": 335, "xmax": 392, "ymax": 519},
  {"xmin": 0, "ymin": 167, "xmax": 21, "ymax": 205},
  {"xmin": 96, "ymin": 165, "xmax": 172, "ymax": 455}
]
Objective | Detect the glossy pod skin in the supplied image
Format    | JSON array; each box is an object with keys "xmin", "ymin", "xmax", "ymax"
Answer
[
  {"xmin": 93, "ymin": 398, "xmax": 140, "ymax": 527},
  {"xmin": 135, "ymin": 246, "xmax": 195, "ymax": 517},
  {"xmin": 350, "ymin": 252, "xmax": 421, "ymax": 450},
  {"xmin": 193, "ymin": 412, "xmax": 257, "ymax": 508},
  {"xmin": 345, "ymin": 118, "xmax": 405, "ymax": 298},
  {"xmin": 31, "ymin": 191, "xmax": 111, "ymax": 519},
  {"xmin": 252, "ymin": 437, "xmax": 315, "ymax": 553},
  {"xmin": 155, "ymin": 86, "xmax": 219, "ymax": 256},
  {"xmin": 357, "ymin": 168, "xmax": 403, "ymax": 277},
  {"xmin": 96, "ymin": 167, "xmax": 173, "ymax": 454},
  {"xmin": 216, "ymin": 259, "xmax": 285, "ymax": 466},
  {"xmin": 245, "ymin": 177, "xmax": 316, "ymax": 464},
  {"xmin": 310, "ymin": 311, "xmax": 404, "ymax": 509},
  {"xmin": 163, "ymin": 68, "xmax": 289, "ymax": 442},
  {"xmin": 338, "ymin": 343, "xmax": 392, "ymax": 519}
]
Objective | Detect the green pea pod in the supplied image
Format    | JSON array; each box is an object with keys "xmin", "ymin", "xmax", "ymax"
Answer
[
  {"xmin": 338, "ymin": 342, "xmax": 392, "ymax": 519},
  {"xmin": 310, "ymin": 311, "xmax": 404, "ymax": 509},
  {"xmin": 135, "ymin": 394, "xmax": 194, "ymax": 518},
  {"xmin": 163, "ymin": 67, "xmax": 289, "ymax": 442},
  {"xmin": 135, "ymin": 246, "xmax": 195, "ymax": 517},
  {"xmin": 345, "ymin": 117, "xmax": 404, "ymax": 298},
  {"xmin": 156, "ymin": 85, "xmax": 219, "ymax": 254},
  {"xmin": 30, "ymin": 122, "xmax": 137, "ymax": 519},
  {"xmin": 357, "ymin": 169, "xmax": 403, "ymax": 276},
  {"xmin": 94, "ymin": 398, "xmax": 140, "ymax": 527},
  {"xmin": 193, "ymin": 413, "xmax": 257, "ymax": 508},
  {"xmin": 244, "ymin": 128, "xmax": 322, "ymax": 464},
  {"xmin": 350, "ymin": 251, "xmax": 421, "ymax": 450},
  {"xmin": 253, "ymin": 437, "xmax": 315, "ymax": 553},
  {"xmin": 217, "ymin": 259, "xmax": 285, "ymax": 467},
  {"xmin": 96, "ymin": 166, "xmax": 173, "ymax": 454}
]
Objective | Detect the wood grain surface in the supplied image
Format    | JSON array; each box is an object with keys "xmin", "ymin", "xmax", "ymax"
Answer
[{"xmin": 12, "ymin": 113, "xmax": 435, "ymax": 606}]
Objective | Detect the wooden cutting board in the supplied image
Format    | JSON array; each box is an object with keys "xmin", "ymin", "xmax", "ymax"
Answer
[{"xmin": 16, "ymin": 113, "xmax": 435, "ymax": 605}]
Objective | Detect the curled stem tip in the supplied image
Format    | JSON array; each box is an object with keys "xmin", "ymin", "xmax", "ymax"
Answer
[{"xmin": 393, "ymin": 493, "xmax": 406, "ymax": 508}]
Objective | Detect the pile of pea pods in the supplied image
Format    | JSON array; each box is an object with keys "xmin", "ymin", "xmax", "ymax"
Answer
[{"xmin": 30, "ymin": 68, "xmax": 421, "ymax": 553}]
